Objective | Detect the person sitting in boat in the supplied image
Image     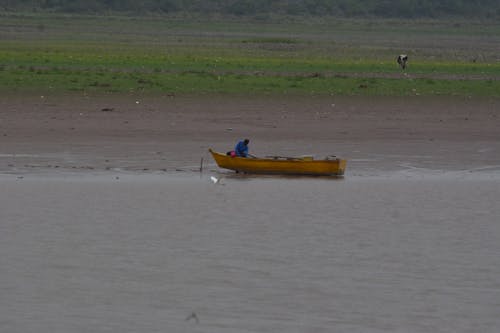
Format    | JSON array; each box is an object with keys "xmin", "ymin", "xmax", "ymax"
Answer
[{"xmin": 234, "ymin": 138, "xmax": 250, "ymax": 157}]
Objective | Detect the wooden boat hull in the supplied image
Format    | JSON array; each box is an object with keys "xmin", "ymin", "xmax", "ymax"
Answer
[{"xmin": 209, "ymin": 149, "xmax": 346, "ymax": 176}]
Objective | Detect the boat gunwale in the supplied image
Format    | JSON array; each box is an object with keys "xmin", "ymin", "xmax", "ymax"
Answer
[{"xmin": 209, "ymin": 149, "xmax": 346, "ymax": 176}]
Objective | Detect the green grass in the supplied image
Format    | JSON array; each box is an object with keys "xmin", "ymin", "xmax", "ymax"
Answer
[
  {"xmin": 1, "ymin": 13, "xmax": 500, "ymax": 96},
  {"xmin": 3, "ymin": 67, "xmax": 498, "ymax": 96}
]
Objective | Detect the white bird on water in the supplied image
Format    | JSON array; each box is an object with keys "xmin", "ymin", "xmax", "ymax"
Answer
[
  {"xmin": 210, "ymin": 176, "xmax": 219, "ymax": 184},
  {"xmin": 185, "ymin": 312, "xmax": 199, "ymax": 323}
]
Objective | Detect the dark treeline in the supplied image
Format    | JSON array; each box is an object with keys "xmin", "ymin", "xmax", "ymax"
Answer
[{"xmin": 1, "ymin": 0, "xmax": 500, "ymax": 19}]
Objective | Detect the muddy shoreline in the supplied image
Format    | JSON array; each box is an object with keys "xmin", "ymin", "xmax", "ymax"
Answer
[{"xmin": 1, "ymin": 93, "xmax": 499, "ymax": 175}]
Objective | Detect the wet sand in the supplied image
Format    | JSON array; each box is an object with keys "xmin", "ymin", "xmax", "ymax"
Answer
[{"xmin": 1, "ymin": 94, "xmax": 499, "ymax": 175}]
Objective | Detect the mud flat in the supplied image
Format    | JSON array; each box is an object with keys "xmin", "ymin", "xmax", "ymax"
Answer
[{"xmin": 1, "ymin": 93, "xmax": 499, "ymax": 176}]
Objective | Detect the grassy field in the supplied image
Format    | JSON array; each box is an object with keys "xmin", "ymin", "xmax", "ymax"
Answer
[{"xmin": 1, "ymin": 13, "xmax": 500, "ymax": 96}]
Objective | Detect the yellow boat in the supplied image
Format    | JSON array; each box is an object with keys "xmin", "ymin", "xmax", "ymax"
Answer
[{"xmin": 209, "ymin": 149, "xmax": 346, "ymax": 176}]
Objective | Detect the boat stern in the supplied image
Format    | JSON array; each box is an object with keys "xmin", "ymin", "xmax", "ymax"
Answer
[{"xmin": 337, "ymin": 159, "xmax": 347, "ymax": 175}]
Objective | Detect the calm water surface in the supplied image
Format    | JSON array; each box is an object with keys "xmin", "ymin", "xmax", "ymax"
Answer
[{"xmin": 1, "ymin": 169, "xmax": 499, "ymax": 333}]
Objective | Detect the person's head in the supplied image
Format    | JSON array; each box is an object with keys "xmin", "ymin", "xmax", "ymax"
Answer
[{"xmin": 244, "ymin": 139, "xmax": 249, "ymax": 145}]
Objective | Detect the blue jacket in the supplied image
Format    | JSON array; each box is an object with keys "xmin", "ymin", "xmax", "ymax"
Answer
[{"xmin": 234, "ymin": 140, "xmax": 249, "ymax": 157}]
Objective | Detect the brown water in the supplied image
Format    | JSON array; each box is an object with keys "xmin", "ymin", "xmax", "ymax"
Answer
[{"xmin": 1, "ymin": 169, "xmax": 499, "ymax": 333}]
